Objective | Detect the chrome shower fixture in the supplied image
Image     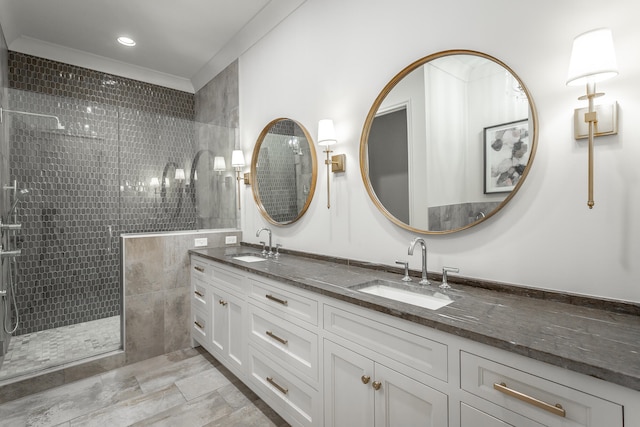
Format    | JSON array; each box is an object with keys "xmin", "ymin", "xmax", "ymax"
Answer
[{"xmin": 0, "ymin": 107, "xmax": 65, "ymax": 130}]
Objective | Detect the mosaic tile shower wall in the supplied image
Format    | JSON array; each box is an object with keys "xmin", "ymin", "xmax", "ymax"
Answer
[{"xmin": 7, "ymin": 52, "xmax": 212, "ymax": 335}]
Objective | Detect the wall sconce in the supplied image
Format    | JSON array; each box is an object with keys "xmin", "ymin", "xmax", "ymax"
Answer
[
  {"xmin": 231, "ymin": 149, "xmax": 246, "ymax": 210},
  {"xmin": 213, "ymin": 156, "xmax": 226, "ymax": 175},
  {"xmin": 317, "ymin": 119, "xmax": 346, "ymax": 209},
  {"xmin": 566, "ymin": 28, "xmax": 618, "ymax": 209}
]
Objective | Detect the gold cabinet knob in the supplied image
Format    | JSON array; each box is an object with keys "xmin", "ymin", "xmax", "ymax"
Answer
[
  {"xmin": 361, "ymin": 375, "xmax": 371, "ymax": 384},
  {"xmin": 219, "ymin": 299, "xmax": 227, "ymax": 306},
  {"xmin": 372, "ymin": 381, "xmax": 382, "ymax": 391}
]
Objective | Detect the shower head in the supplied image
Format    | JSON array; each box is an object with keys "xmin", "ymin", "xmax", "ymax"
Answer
[{"xmin": 8, "ymin": 189, "xmax": 30, "ymax": 218}]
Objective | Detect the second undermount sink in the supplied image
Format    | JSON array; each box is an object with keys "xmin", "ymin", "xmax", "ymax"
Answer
[
  {"xmin": 232, "ymin": 255, "xmax": 267, "ymax": 263},
  {"xmin": 351, "ymin": 279, "xmax": 454, "ymax": 310}
]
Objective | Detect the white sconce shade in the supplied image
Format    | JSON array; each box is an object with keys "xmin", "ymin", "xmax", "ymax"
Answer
[
  {"xmin": 567, "ymin": 28, "xmax": 618, "ymax": 86},
  {"xmin": 231, "ymin": 150, "xmax": 245, "ymax": 168},
  {"xmin": 174, "ymin": 168, "xmax": 185, "ymax": 181},
  {"xmin": 317, "ymin": 119, "xmax": 337, "ymax": 146},
  {"xmin": 213, "ymin": 156, "xmax": 226, "ymax": 172},
  {"xmin": 149, "ymin": 177, "xmax": 159, "ymax": 187}
]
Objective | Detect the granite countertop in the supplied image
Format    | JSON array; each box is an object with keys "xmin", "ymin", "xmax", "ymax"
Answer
[{"xmin": 190, "ymin": 246, "xmax": 640, "ymax": 392}]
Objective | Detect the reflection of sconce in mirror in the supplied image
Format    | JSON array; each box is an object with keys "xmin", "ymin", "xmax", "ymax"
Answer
[
  {"xmin": 566, "ymin": 28, "xmax": 618, "ymax": 209},
  {"xmin": 231, "ymin": 150, "xmax": 246, "ymax": 210},
  {"xmin": 288, "ymin": 137, "xmax": 302, "ymax": 155},
  {"xmin": 174, "ymin": 168, "xmax": 185, "ymax": 182},
  {"xmin": 317, "ymin": 119, "xmax": 346, "ymax": 209},
  {"xmin": 213, "ymin": 156, "xmax": 226, "ymax": 175}
]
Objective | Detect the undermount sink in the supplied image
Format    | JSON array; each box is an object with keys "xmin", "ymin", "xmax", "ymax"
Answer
[
  {"xmin": 232, "ymin": 255, "xmax": 267, "ymax": 263},
  {"xmin": 351, "ymin": 279, "xmax": 454, "ymax": 310}
]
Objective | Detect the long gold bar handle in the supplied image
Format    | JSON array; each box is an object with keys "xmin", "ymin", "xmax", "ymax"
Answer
[
  {"xmin": 194, "ymin": 321, "xmax": 204, "ymax": 329},
  {"xmin": 194, "ymin": 291, "xmax": 204, "ymax": 297},
  {"xmin": 266, "ymin": 377, "xmax": 288, "ymax": 395},
  {"xmin": 266, "ymin": 331, "xmax": 288, "ymax": 345},
  {"xmin": 194, "ymin": 266, "xmax": 204, "ymax": 272},
  {"xmin": 493, "ymin": 382, "xmax": 566, "ymax": 417},
  {"xmin": 265, "ymin": 294, "xmax": 288, "ymax": 306}
]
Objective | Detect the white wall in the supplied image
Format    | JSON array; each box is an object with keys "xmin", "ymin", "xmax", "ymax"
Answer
[{"xmin": 238, "ymin": 0, "xmax": 640, "ymax": 303}]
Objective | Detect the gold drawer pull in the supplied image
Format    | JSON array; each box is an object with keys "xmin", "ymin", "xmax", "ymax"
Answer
[
  {"xmin": 372, "ymin": 381, "xmax": 382, "ymax": 391},
  {"xmin": 194, "ymin": 290, "xmax": 204, "ymax": 297},
  {"xmin": 265, "ymin": 331, "xmax": 288, "ymax": 345},
  {"xmin": 219, "ymin": 299, "xmax": 228, "ymax": 306},
  {"xmin": 493, "ymin": 382, "xmax": 566, "ymax": 418},
  {"xmin": 194, "ymin": 321, "xmax": 204, "ymax": 329},
  {"xmin": 194, "ymin": 265, "xmax": 205, "ymax": 272},
  {"xmin": 266, "ymin": 376, "xmax": 288, "ymax": 395},
  {"xmin": 361, "ymin": 375, "xmax": 370, "ymax": 384},
  {"xmin": 265, "ymin": 294, "xmax": 288, "ymax": 306}
]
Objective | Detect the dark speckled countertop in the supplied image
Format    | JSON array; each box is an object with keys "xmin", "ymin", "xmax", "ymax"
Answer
[{"xmin": 190, "ymin": 246, "xmax": 640, "ymax": 392}]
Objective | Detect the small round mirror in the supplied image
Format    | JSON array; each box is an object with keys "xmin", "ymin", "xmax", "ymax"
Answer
[
  {"xmin": 360, "ymin": 50, "xmax": 538, "ymax": 234},
  {"xmin": 251, "ymin": 118, "xmax": 317, "ymax": 225}
]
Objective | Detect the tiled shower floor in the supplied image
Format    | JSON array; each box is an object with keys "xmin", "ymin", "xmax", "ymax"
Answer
[{"xmin": 0, "ymin": 316, "xmax": 121, "ymax": 381}]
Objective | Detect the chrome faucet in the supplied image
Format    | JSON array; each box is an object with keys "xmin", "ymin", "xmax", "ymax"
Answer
[
  {"xmin": 256, "ymin": 227, "xmax": 273, "ymax": 257},
  {"xmin": 408, "ymin": 237, "xmax": 430, "ymax": 285}
]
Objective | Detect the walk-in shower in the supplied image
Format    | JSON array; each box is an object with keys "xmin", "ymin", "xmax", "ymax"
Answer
[{"xmin": 0, "ymin": 86, "xmax": 231, "ymax": 382}]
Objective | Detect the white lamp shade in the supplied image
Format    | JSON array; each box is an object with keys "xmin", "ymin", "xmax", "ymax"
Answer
[
  {"xmin": 567, "ymin": 28, "xmax": 618, "ymax": 86},
  {"xmin": 213, "ymin": 156, "xmax": 226, "ymax": 171},
  {"xmin": 149, "ymin": 177, "xmax": 159, "ymax": 187},
  {"xmin": 317, "ymin": 119, "xmax": 337, "ymax": 146},
  {"xmin": 174, "ymin": 168, "xmax": 185, "ymax": 181},
  {"xmin": 231, "ymin": 150, "xmax": 245, "ymax": 167}
]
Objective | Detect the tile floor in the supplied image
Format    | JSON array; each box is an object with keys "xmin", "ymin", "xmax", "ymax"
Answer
[
  {"xmin": 0, "ymin": 347, "xmax": 290, "ymax": 426},
  {"xmin": 0, "ymin": 316, "xmax": 121, "ymax": 382}
]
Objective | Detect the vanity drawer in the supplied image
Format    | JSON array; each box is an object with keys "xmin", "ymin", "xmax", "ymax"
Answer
[
  {"xmin": 249, "ymin": 277, "xmax": 318, "ymax": 326},
  {"xmin": 248, "ymin": 304, "xmax": 318, "ymax": 384},
  {"xmin": 247, "ymin": 344, "xmax": 319, "ymax": 427},
  {"xmin": 191, "ymin": 277, "xmax": 210, "ymax": 312},
  {"xmin": 191, "ymin": 256, "xmax": 211, "ymax": 278},
  {"xmin": 460, "ymin": 402, "xmax": 543, "ymax": 427},
  {"xmin": 324, "ymin": 304, "xmax": 448, "ymax": 382},
  {"xmin": 212, "ymin": 264, "xmax": 245, "ymax": 295},
  {"xmin": 191, "ymin": 308, "xmax": 210, "ymax": 348},
  {"xmin": 460, "ymin": 351, "xmax": 623, "ymax": 427}
]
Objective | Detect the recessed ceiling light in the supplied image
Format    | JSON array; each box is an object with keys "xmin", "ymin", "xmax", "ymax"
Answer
[{"xmin": 117, "ymin": 36, "xmax": 136, "ymax": 47}]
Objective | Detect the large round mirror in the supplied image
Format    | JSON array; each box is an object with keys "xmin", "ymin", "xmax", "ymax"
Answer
[
  {"xmin": 251, "ymin": 118, "xmax": 317, "ymax": 225},
  {"xmin": 360, "ymin": 50, "xmax": 538, "ymax": 234}
]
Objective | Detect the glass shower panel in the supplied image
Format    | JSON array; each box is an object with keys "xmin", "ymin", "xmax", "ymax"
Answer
[{"xmin": 0, "ymin": 89, "xmax": 121, "ymax": 381}]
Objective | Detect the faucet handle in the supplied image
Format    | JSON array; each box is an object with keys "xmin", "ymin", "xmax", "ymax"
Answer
[
  {"xmin": 274, "ymin": 243, "xmax": 282, "ymax": 258},
  {"xmin": 259, "ymin": 241, "xmax": 267, "ymax": 255},
  {"xmin": 395, "ymin": 260, "xmax": 411, "ymax": 282},
  {"xmin": 440, "ymin": 266, "xmax": 459, "ymax": 289}
]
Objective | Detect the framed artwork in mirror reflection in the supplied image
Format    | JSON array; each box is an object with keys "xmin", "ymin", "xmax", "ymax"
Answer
[{"xmin": 483, "ymin": 119, "xmax": 529, "ymax": 194}]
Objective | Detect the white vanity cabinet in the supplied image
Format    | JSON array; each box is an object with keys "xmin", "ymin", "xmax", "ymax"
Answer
[
  {"xmin": 323, "ymin": 304, "xmax": 449, "ymax": 427},
  {"xmin": 324, "ymin": 339, "xmax": 448, "ymax": 427},
  {"xmin": 246, "ymin": 275, "xmax": 322, "ymax": 427},
  {"xmin": 459, "ymin": 351, "xmax": 623, "ymax": 427},
  {"xmin": 190, "ymin": 253, "xmax": 638, "ymax": 427}
]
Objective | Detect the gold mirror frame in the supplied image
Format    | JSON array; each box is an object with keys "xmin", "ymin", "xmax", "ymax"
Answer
[
  {"xmin": 360, "ymin": 50, "xmax": 539, "ymax": 234},
  {"xmin": 251, "ymin": 118, "xmax": 318, "ymax": 226}
]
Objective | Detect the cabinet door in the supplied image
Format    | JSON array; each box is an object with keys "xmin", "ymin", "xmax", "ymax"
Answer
[
  {"xmin": 211, "ymin": 287, "xmax": 228, "ymax": 356},
  {"xmin": 374, "ymin": 363, "xmax": 448, "ymax": 427},
  {"xmin": 211, "ymin": 286, "xmax": 244, "ymax": 372},
  {"xmin": 324, "ymin": 340, "xmax": 375, "ymax": 427}
]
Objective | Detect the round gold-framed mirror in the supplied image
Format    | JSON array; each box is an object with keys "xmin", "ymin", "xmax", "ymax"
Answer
[
  {"xmin": 360, "ymin": 50, "xmax": 538, "ymax": 234},
  {"xmin": 251, "ymin": 118, "xmax": 318, "ymax": 225}
]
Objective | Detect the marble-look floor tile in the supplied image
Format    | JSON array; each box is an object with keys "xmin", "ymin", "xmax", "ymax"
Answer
[
  {"xmin": 69, "ymin": 384, "xmax": 186, "ymax": 427},
  {"xmin": 135, "ymin": 353, "xmax": 216, "ymax": 394},
  {"xmin": 175, "ymin": 366, "xmax": 233, "ymax": 401},
  {"xmin": 203, "ymin": 403, "xmax": 287, "ymax": 427},
  {"xmin": 2, "ymin": 374, "xmax": 141, "ymax": 426},
  {"xmin": 130, "ymin": 390, "xmax": 232, "ymax": 427}
]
